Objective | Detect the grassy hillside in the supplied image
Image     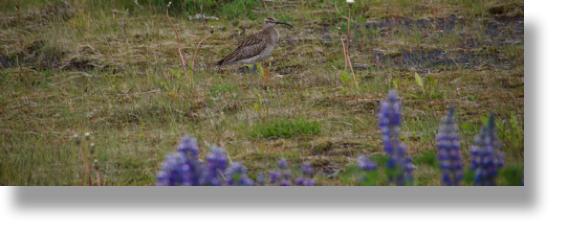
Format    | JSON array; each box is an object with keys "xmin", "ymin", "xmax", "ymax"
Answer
[{"xmin": 0, "ymin": 0, "xmax": 524, "ymax": 185}]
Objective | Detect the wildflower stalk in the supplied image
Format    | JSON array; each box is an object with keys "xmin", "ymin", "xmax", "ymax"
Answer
[
  {"xmin": 340, "ymin": 36, "xmax": 358, "ymax": 89},
  {"xmin": 378, "ymin": 90, "xmax": 413, "ymax": 185},
  {"xmin": 192, "ymin": 34, "xmax": 212, "ymax": 80},
  {"xmin": 166, "ymin": 2, "xmax": 187, "ymax": 73},
  {"xmin": 470, "ymin": 114, "xmax": 505, "ymax": 186},
  {"xmin": 437, "ymin": 107, "xmax": 463, "ymax": 186},
  {"xmin": 16, "ymin": 5, "xmax": 23, "ymax": 49},
  {"xmin": 347, "ymin": 5, "xmax": 351, "ymax": 62},
  {"xmin": 345, "ymin": 0, "xmax": 357, "ymax": 88},
  {"xmin": 340, "ymin": 35, "xmax": 348, "ymax": 73}
]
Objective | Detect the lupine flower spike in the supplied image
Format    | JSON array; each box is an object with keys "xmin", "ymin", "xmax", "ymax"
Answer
[
  {"xmin": 298, "ymin": 162, "xmax": 316, "ymax": 186},
  {"xmin": 277, "ymin": 158, "xmax": 288, "ymax": 169},
  {"xmin": 269, "ymin": 170, "xmax": 282, "ymax": 185},
  {"xmin": 470, "ymin": 114, "xmax": 505, "ymax": 186},
  {"xmin": 257, "ymin": 172, "xmax": 266, "ymax": 186},
  {"xmin": 357, "ymin": 155, "xmax": 377, "ymax": 171},
  {"xmin": 437, "ymin": 107, "xmax": 463, "ymax": 186},
  {"xmin": 225, "ymin": 162, "xmax": 254, "ymax": 186},
  {"xmin": 294, "ymin": 177, "xmax": 304, "ymax": 186},
  {"xmin": 280, "ymin": 179, "xmax": 292, "ymax": 186},
  {"xmin": 157, "ymin": 135, "xmax": 201, "ymax": 186},
  {"xmin": 156, "ymin": 153, "xmax": 188, "ymax": 186},
  {"xmin": 378, "ymin": 90, "xmax": 414, "ymax": 185},
  {"xmin": 201, "ymin": 146, "xmax": 228, "ymax": 186},
  {"xmin": 300, "ymin": 162, "xmax": 314, "ymax": 175},
  {"xmin": 157, "ymin": 135, "xmax": 232, "ymax": 186}
]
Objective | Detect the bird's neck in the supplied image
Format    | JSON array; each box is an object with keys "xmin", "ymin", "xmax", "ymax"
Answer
[{"xmin": 263, "ymin": 26, "xmax": 279, "ymax": 43}]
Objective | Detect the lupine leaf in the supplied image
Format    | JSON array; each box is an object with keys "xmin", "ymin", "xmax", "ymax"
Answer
[
  {"xmin": 414, "ymin": 72, "xmax": 423, "ymax": 89},
  {"xmin": 392, "ymin": 78, "xmax": 400, "ymax": 89}
]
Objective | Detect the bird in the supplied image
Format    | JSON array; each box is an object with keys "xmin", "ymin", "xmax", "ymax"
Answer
[{"xmin": 216, "ymin": 17, "xmax": 293, "ymax": 85}]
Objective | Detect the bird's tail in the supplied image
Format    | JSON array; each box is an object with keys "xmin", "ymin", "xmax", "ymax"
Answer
[{"xmin": 215, "ymin": 59, "xmax": 225, "ymax": 67}]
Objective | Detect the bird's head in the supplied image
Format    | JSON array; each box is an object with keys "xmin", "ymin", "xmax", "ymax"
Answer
[{"xmin": 264, "ymin": 17, "xmax": 293, "ymax": 29}]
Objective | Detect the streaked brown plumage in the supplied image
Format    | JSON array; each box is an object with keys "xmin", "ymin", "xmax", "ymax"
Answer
[
  {"xmin": 216, "ymin": 32, "xmax": 271, "ymax": 66},
  {"xmin": 216, "ymin": 17, "xmax": 293, "ymax": 84}
]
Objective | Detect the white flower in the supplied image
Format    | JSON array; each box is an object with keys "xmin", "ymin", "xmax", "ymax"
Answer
[{"xmin": 346, "ymin": 0, "xmax": 355, "ymax": 3}]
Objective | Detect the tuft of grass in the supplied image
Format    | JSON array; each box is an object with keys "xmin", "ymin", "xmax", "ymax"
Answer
[{"xmin": 250, "ymin": 117, "xmax": 322, "ymax": 139}]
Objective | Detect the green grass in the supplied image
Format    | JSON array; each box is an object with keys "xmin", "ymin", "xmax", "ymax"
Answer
[
  {"xmin": 0, "ymin": 0, "xmax": 524, "ymax": 186},
  {"xmin": 250, "ymin": 117, "xmax": 322, "ymax": 139}
]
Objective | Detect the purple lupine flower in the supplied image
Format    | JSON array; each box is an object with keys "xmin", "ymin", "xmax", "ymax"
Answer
[
  {"xmin": 277, "ymin": 158, "xmax": 288, "ymax": 169},
  {"xmin": 269, "ymin": 171, "xmax": 282, "ymax": 185},
  {"xmin": 378, "ymin": 90, "xmax": 413, "ymax": 185},
  {"xmin": 178, "ymin": 136, "xmax": 199, "ymax": 160},
  {"xmin": 357, "ymin": 155, "xmax": 377, "ymax": 171},
  {"xmin": 303, "ymin": 179, "xmax": 316, "ymax": 186},
  {"xmin": 470, "ymin": 114, "xmax": 505, "ymax": 186},
  {"xmin": 298, "ymin": 162, "xmax": 317, "ymax": 186},
  {"xmin": 200, "ymin": 146, "xmax": 228, "ymax": 185},
  {"xmin": 240, "ymin": 176, "xmax": 255, "ymax": 186},
  {"xmin": 437, "ymin": 107, "xmax": 463, "ymax": 186},
  {"xmin": 284, "ymin": 171, "xmax": 292, "ymax": 180},
  {"xmin": 300, "ymin": 162, "xmax": 314, "ymax": 175},
  {"xmin": 280, "ymin": 180, "xmax": 292, "ymax": 186},
  {"xmin": 175, "ymin": 135, "xmax": 203, "ymax": 185},
  {"xmin": 156, "ymin": 136, "xmax": 205, "ymax": 186},
  {"xmin": 156, "ymin": 153, "xmax": 188, "ymax": 186},
  {"xmin": 207, "ymin": 146, "xmax": 228, "ymax": 172},
  {"xmin": 225, "ymin": 162, "xmax": 254, "ymax": 186},
  {"xmin": 257, "ymin": 172, "xmax": 266, "ymax": 186}
]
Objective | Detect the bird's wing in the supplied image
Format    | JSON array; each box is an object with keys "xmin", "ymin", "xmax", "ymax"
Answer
[{"xmin": 217, "ymin": 32, "xmax": 268, "ymax": 66}]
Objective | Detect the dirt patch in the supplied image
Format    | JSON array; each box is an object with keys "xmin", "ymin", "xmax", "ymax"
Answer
[
  {"xmin": 366, "ymin": 15, "xmax": 523, "ymax": 40},
  {"xmin": 373, "ymin": 48, "xmax": 516, "ymax": 73}
]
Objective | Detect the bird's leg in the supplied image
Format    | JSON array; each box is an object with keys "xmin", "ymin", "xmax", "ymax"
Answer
[
  {"xmin": 249, "ymin": 63, "xmax": 258, "ymax": 87},
  {"xmin": 254, "ymin": 63, "xmax": 260, "ymax": 86}
]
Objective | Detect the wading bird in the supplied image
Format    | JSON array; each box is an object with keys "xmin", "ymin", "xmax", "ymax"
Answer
[{"xmin": 216, "ymin": 17, "xmax": 293, "ymax": 85}]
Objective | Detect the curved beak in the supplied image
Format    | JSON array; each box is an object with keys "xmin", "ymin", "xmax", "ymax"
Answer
[{"xmin": 275, "ymin": 21, "xmax": 294, "ymax": 28}]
